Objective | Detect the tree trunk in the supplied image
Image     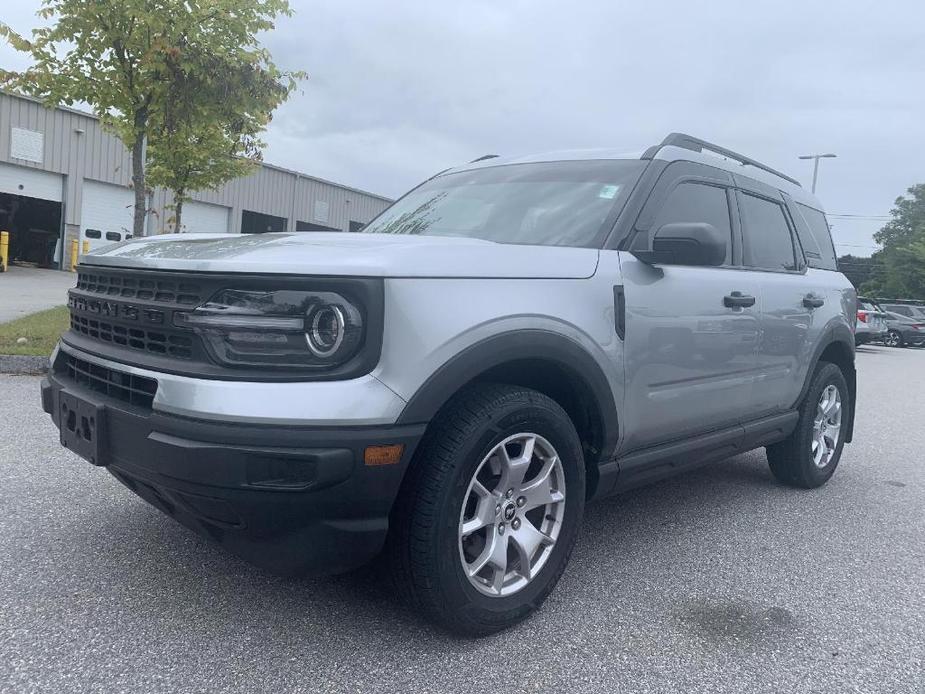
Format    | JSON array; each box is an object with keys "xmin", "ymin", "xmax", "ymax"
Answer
[
  {"xmin": 130, "ymin": 108, "xmax": 148, "ymax": 237},
  {"xmin": 173, "ymin": 194, "xmax": 184, "ymax": 233}
]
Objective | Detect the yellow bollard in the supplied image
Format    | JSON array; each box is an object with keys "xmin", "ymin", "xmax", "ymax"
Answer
[
  {"xmin": 70, "ymin": 238, "xmax": 79, "ymax": 272},
  {"xmin": 82, "ymin": 239, "xmax": 90, "ymax": 256},
  {"xmin": 0, "ymin": 230, "xmax": 8, "ymax": 272}
]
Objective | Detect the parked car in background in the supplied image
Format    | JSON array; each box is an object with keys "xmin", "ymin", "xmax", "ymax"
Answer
[
  {"xmin": 855, "ymin": 298, "xmax": 887, "ymax": 346},
  {"xmin": 879, "ymin": 302, "xmax": 925, "ymax": 320},
  {"xmin": 882, "ymin": 310, "xmax": 925, "ymax": 347}
]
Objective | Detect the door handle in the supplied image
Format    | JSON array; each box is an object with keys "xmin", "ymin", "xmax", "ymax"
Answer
[
  {"xmin": 803, "ymin": 294, "xmax": 825, "ymax": 309},
  {"xmin": 724, "ymin": 291, "xmax": 756, "ymax": 308}
]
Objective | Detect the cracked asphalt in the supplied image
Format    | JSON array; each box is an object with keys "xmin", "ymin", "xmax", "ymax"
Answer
[{"xmin": 1, "ymin": 344, "xmax": 923, "ymax": 693}]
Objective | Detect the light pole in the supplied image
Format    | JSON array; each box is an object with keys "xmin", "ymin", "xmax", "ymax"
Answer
[{"xmin": 798, "ymin": 153, "xmax": 837, "ymax": 194}]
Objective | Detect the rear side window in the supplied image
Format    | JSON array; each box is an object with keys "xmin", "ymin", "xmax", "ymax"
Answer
[
  {"xmin": 884, "ymin": 305, "xmax": 913, "ymax": 317},
  {"xmin": 793, "ymin": 203, "xmax": 838, "ymax": 270},
  {"xmin": 650, "ymin": 182, "xmax": 733, "ymax": 263},
  {"xmin": 739, "ymin": 193, "xmax": 798, "ymax": 271}
]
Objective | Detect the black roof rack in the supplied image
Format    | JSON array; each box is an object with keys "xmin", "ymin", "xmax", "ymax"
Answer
[{"xmin": 642, "ymin": 132, "xmax": 802, "ymax": 188}]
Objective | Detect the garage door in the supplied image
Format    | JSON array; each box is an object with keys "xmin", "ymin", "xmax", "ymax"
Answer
[
  {"xmin": 0, "ymin": 162, "xmax": 63, "ymax": 201},
  {"xmin": 181, "ymin": 200, "xmax": 230, "ymax": 234},
  {"xmin": 80, "ymin": 180, "xmax": 134, "ymax": 251}
]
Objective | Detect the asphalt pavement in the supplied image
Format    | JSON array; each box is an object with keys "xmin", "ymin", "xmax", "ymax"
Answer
[
  {"xmin": 0, "ymin": 266, "xmax": 75, "ymax": 323},
  {"xmin": 1, "ymin": 345, "xmax": 922, "ymax": 693}
]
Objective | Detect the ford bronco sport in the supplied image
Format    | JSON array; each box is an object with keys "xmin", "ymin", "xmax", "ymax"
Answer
[{"xmin": 41, "ymin": 133, "xmax": 857, "ymax": 635}]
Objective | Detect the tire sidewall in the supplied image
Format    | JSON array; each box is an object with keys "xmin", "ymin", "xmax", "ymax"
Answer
[
  {"xmin": 432, "ymin": 397, "xmax": 585, "ymax": 626},
  {"xmin": 795, "ymin": 363, "xmax": 849, "ymax": 485}
]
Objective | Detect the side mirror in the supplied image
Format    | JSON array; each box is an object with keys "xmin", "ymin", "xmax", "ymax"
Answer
[{"xmin": 632, "ymin": 222, "xmax": 727, "ymax": 267}]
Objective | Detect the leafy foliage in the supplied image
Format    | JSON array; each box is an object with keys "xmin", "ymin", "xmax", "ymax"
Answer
[
  {"xmin": 0, "ymin": 0, "xmax": 302, "ymax": 236},
  {"xmin": 836, "ymin": 254, "xmax": 875, "ymax": 290},
  {"xmin": 860, "ymin": 184, "xmax": 925, "ymax": 300},
  {"xmin": 144, "ymin": 3, "xmax": 304, "ymax": 232}
]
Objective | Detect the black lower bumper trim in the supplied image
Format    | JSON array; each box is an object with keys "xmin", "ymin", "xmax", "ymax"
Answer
[{"xmin": 41, "ymin": 372, "xmax": 425, "ymax": 576}]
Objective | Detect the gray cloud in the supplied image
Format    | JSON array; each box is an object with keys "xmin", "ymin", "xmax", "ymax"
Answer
[{"xmin": 3, "ymin": 0, "xmax": 923, "ymax": 254}]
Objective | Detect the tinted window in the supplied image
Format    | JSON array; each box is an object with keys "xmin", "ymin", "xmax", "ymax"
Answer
[
  {"xmin": 884, "ymin": 305, "xmax": 913, "ymax": 317},
  {"xmin": 793, "ymin": 203, "xmax": 837, "ymax": 271},
  {"xmin": 84, "ymin": 229, "xmax": 101, "ymax": 239},
  {"xmin": 362, "ymin": 160, "xmax": 646, "ymax": 248},
  {"xmin": 650, "ymin": 182, "xmax": 732, "ymax": 263},
  {"xmin": 105, "ymin": 231, "xmax": 121, "ymax": 241},
  {"xmin": 740, "ymin": 193, "xmax": 797, "ymax": 271}
]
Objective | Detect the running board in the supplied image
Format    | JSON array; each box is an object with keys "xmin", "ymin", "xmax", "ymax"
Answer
[{"xmin": 593, "ymin": 411, "xmax": 798, "ymax": 499}]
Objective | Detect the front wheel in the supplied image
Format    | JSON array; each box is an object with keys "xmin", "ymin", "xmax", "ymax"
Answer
[
  {"xmin": 766, "ymin": 362, "xmax": 849, "ymax": 488},
  {"xmin": 387, "ymin": 384, "xmax": 585, "ymax": 636}
]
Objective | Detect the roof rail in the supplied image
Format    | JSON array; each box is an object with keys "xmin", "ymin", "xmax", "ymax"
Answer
[{"xmin": 643, "ymin": 132, "xmax": 802, "ymax": 188}]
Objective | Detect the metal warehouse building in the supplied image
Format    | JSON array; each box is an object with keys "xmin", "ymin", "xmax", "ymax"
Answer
[{"xmin": 0, "ymin": 91, "xmax": 392, "ymax": 271}]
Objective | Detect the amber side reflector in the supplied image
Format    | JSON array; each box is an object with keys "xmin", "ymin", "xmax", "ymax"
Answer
[{"xmin": 364, "ymin": 444, "xmax": 405, "ymax": 466}]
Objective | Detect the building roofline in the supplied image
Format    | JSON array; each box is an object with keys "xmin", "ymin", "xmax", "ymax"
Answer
[{"xmin": 1, "ymin": 89, "xmax": 393, "ymax": 203}]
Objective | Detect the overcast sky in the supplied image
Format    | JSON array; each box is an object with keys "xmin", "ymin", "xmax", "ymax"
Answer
[{"xmin": 3, "ymin": 1, "xmax": 923, "ymax": 256}]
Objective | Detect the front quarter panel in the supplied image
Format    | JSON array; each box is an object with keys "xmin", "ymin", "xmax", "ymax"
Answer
[{"xmin": 376, "ymin": 264, "xmax": 624, "ymax": 433}]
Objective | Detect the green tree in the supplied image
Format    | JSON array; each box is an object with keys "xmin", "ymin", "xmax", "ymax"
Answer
[
  {"xmin": 146, "ymin": 32, "xmax": 300, "ymax": 232},
  {"xmin": 874, "ymin": 183, "xmax": 925, "ymax": 248},
  {"xmin": 837, "ymin": 254, "xmax": 875, "ymax": 290},
  {"xmin": 860, "ymin": 184, "xmax": 925, "ymax": 300},
  {"xmin": 0, "ymin": 0, "xmax": 300, "ymax": 237}
]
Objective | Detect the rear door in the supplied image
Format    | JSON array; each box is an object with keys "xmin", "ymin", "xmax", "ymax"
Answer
[
  {"xmin": 617, "ymin": 161, "xmax": 760, "ymax": 453},
  {"xmin": 735, "ymin": 178, "xmax": 818, "ymax": 416}
]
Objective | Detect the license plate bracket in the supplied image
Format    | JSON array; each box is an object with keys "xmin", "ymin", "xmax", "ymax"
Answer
[{"xmin": 59, "ymin": 391, "xmax": 108, "ymax": 466}]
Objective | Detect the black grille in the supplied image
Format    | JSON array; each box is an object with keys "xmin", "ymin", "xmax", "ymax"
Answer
[
  {"xmin": 76, "ymin": 270, "xmax": 204, "ymax": 307},
  {"xmin": 61, "ymin": 354, "xmax": 158, "ymax": 409},
  {"xmin": 70, "ymin": 314, "xmax": 194, "ymax": 359}
]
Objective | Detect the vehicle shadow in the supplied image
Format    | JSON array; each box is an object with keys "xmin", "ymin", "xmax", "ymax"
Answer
[{"xmin": 70, "ymin": 448, "xmax": 786, "ymax": 647}]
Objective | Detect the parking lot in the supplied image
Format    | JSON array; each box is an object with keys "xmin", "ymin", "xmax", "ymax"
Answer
[{"xmin": 0, "ymin": 345, "xmax": 922, "ymax": 694}]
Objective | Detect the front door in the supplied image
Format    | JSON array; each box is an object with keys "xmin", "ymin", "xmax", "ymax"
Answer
[{"xmin": 616, "ymin": 166, "xmax": 760, "ymax": 454}]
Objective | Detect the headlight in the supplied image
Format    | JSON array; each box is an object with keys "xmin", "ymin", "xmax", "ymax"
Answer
[{"xmin": 175, "ymin": 289, "xmax": 365, "ymax": 369}]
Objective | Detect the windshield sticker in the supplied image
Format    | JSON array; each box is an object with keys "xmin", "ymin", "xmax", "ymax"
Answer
[{"xmin": 598, "ymin": 184, "xmax": 619, "ymax": 199}]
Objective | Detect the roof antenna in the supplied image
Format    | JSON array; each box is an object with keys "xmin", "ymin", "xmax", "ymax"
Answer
[{"xmin": 470, "ymin": 154, "xmax": 500, "ymax": 163}]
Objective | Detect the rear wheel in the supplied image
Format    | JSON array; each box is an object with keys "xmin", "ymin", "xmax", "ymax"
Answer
[
  {"xmin": 884, "ymin": 329, "xmax": 904, "ymax": 347},
  {"xmin": 766, "ymin": 362, "xmax": 848, "ymax": 488},
  {"xmin": 387, "ymin": 384, "xmax": 585, "ymax": 636}
]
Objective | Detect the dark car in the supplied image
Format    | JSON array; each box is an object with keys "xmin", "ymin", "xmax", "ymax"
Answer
[
  {"xmin": 882, "ymin": 310, "xmax": 925, "ymax": 347},
  {"xmin": 879, "ymin": 302, "xmax": 925, "ymax": 320}
]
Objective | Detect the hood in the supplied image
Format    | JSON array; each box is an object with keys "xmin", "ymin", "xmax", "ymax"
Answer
[{"xmin": 82, "ymin": 232, "xmax": 600, "ymax": 279}]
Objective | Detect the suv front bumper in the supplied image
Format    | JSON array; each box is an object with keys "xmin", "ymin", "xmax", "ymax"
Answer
[{"xmin": 41, "ymin": 364, "xmax": 425, "ymax": 576}]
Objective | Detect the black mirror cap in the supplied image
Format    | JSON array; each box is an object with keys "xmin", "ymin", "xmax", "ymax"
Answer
[{"xmin": 633, "ymin": 222, "xmax": 727, "ymax": 267}]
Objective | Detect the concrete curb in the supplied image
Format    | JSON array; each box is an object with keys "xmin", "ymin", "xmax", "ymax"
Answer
[{"xmin": 0, "ymin": 354, "xmax": 49, "ymax": 375}]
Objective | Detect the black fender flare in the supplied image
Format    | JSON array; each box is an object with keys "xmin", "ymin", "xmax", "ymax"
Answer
[
  {"xmin": 793, "ymin": 323, "xmax": 857, "ymax": 443},
  {"xmin": 396, "ymin": 329, "xmax": 620, "ymax": 461}
]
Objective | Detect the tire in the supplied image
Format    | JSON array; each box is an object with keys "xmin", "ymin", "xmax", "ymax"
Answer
[
  {"xmin": 884, "ymin": 329, "xmax": 904, "ymax": 347},
  {"xmin": 766, "ymin": 362, "xmax": 849, "ymax": 489},
  {"xmin": 387, "ymin": 383, "xmax": 585, "ymax": 636}
]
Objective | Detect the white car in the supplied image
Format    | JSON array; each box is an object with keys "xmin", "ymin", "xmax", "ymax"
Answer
[{"xmin": 855, "ymin": 299, "xmax": 887, "ymax": 346}]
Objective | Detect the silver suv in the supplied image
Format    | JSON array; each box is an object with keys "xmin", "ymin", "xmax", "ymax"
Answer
[{"xmin": 41, "ymin": 133, "xmax": 857, "ymax": 635}]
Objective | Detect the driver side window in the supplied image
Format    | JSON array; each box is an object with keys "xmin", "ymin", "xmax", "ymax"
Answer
[{"xmin": 647, "ymin": 182, "xmax": 733, "ymax": 265}]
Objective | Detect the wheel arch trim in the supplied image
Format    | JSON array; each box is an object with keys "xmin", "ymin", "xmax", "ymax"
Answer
[
  {"xmin": 795, "ymin": 323, "xmax": 857, "ymax": 443},
  {"xmin": 395, "ymin": 329, "xmax": 620, "ymax": 461}
]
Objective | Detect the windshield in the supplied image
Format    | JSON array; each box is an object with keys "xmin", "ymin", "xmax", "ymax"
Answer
[{"xmin": 362, "ymin": 160, "xmax": 646, "ymax": 248}]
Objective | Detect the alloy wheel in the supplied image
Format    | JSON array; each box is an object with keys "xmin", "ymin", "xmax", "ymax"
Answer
[
  {"xmin": 811, "ymin": 385, "xmax": 842, "ymax": 468},
  {"xmin": 457, "ymin": 433, "xmax": 566, "ymax": 597}
]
